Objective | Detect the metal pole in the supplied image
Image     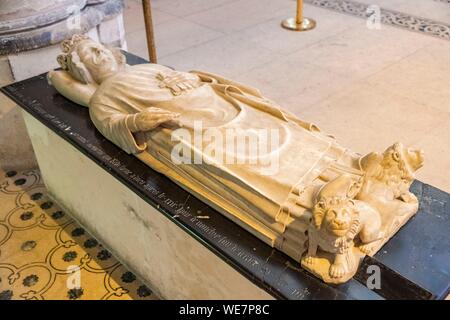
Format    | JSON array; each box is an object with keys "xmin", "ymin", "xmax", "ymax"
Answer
[
  {"xmin": 142, "ymin": 0, "xmax": 157, "ymax": 63},
  {"xmin": 296, "ymin": 0, "xmax": 303, "ymax": 24},
  {"xmin": 281, "ymin": 0, "xmax": 316, "ymax": 32}
]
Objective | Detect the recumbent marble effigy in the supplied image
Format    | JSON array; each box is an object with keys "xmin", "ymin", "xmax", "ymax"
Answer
[{"xmin": 48, "ymin": 34, "xmax": 424, "ymax": 284}]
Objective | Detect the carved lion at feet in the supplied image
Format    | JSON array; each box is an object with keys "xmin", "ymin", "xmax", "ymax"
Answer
[
  {"xmin": 302, "ymin": 174, "xmax": 383, "ymax": 280},
  {"xmin": 358, "ymin": 142, "xmax": 424, "ymax": 231}
]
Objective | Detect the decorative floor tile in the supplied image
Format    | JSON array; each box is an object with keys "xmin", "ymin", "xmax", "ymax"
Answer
[
  {"xmin": 304, "ymin": 0, "xmax": 450, "ymax": 41},
  {"xmin": 0, "ymin": 169, "xmax": 158, "ymax": 300}
]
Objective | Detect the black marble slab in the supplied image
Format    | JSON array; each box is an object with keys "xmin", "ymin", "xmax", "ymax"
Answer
[{"xmin": 2, "ymin": 52, "xmax": 449, "ymax": 300}]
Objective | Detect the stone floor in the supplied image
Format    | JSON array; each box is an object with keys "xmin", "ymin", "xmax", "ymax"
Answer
[
  {"xmin": 0, "ymin": 169, "xmax": 158, "ymax": 300},
  {"xmin": 124, "ymin": 0, "xmax": 450, "ymax": 193}
]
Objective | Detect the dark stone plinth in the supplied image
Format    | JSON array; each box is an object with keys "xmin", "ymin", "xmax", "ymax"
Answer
[
  {"xmin": 0, "ymin": 0, "xmax": 124, "ymax": 55},
  {"xmin": 2, "ymin": 52, "xmax": 449, "ymax": 300}
]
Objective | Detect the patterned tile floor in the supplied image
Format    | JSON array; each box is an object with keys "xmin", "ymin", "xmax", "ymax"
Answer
[{"xmin": 0, "ymin": 169, "xmax": 158, "ymax": 300}]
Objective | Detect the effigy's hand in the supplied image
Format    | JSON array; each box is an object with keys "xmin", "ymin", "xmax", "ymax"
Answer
[{"xmin": 130, "ymin": 107, "xmax": 180, "ymax": 132}]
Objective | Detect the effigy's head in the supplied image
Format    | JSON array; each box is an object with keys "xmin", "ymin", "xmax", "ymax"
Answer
[
  {"xmin": 57, "ymin": 34, "xmax": 126, "ymax": 84},
  {"xmin": 313, "ymin": 175, "xmax": 362, "ymax": 238}
]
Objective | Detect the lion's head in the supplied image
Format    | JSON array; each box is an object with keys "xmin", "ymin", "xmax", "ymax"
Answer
[
  {"xmin": 313, "ymin": 174, "xmax": 362, "ymax": 240},
  {"xmin": 383, "ymin": 142, "xmax": 424, "ymax": 179},
  {"xmin": 360, "ymin": 142, "xmax": 424, "ymax": 184},
  {"xmin": 313, "ymin": 197, "xmax": 359, "ymax": 238}
]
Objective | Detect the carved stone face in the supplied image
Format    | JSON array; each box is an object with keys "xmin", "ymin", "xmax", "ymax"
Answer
[
  {"xmin": 402, "ymin": 147, "xmax": 424, "ymax": 172},
  {"xmin": 383, "ymin": 143, "xmax": 425, "ymax": 178},
  {"xmin": 314, "ymin": 198, "xmax": 356, "ymax": 237},
  {"xmin": 322, "ymin": 202, "xmax": 353, "ymax": 237},
  {"xmin": 76, "ymin": 40, "xmax": 119, "ymax": 83}
]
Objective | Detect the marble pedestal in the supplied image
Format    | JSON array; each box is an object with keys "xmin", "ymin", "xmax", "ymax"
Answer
[{"xmin": 21, "ymin": 111, "xmax": 272, "ymax": 300}]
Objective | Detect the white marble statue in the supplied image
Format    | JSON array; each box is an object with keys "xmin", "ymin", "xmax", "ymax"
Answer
[{"xmin": 48, "ymin": 34, "xmax": 424, "ymax": 284}]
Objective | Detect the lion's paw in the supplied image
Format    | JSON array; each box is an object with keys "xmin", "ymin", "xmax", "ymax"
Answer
[
  {"xmin": 359, "ymin": 243, "xmax": 375, "ymax": 255},
  {"xmin": 329, "ymin": 263, "xmax": 346, "ymax": 278},
  {"xmin": 302, "ymin": 255, "xmax": 316, "ymax": 266}
]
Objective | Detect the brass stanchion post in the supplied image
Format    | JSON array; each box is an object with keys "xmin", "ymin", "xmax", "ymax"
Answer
[
  {"xmin": 281, "ymin": 0, "xmax": 316, "ymax": 31},
  {"xmin": 142, "ymin": 0, "xmax": 157, "ymax": 63}
]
